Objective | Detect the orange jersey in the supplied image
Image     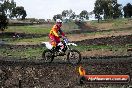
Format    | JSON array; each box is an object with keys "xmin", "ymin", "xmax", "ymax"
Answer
[{"xmin": 49, "ymin": 25, "xmax": 65, "ymax": 37}]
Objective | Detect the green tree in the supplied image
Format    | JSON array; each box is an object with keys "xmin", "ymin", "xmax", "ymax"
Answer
[
  {"xmin": 70, "ymin": 12, "xmax": 76, "ymax": 19},
  {"xmin": 123, "ymin": 3, "xmax": 132, "ymax": 18},
  {"xmin": 53, "ymin": 14, "xmax": 62, "ymax": 21},
  {"xmin": 61, "ymin": 9, "xmax": 75, "ymax": 20},
  {"xmin": 1, "ymin": 0, "xmax": 16, "ymax": 18},
  {"xmin": 21, "ymin": 9, "xmax": 27, "ymax": 20},
  {"xmin": 62, "ymin": 10, "xmax": 69, "ymax": 17},
  {"xmin": 0, "ymin": 12, "xmax": 8, "ymax": 32},
  {"xmin": 0, "ymin": 0, "xmax": 8, "ymax": 32},
  {"xmin": 112, "ymin": 3, "xmax": 122, "ymax": 19},
  {"xmin": 94, "ymin": 0, "xmax": 104, "ymax": 22},
  {"xmin": 0, "ymin": 0, "xmax": 26, "ymax": 20},
  {"xmin": 79, "ymin": 10, "xmax": 89, "ymax": 20},
  {"xmin": 94, "ymin": 0, "xmax": 122, "ymax": 21},
  {"xmin": 12, "ymin": 6, "xmax": 27, "ymax": 20}
]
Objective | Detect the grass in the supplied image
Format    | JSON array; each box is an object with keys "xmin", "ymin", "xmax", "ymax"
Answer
[
  {"xmin": 0, "ymin": 44, "xmax": 130, "ymax": 59},
  {"xmin": 0, "ymin": 19, "xmax": 131, "ymax": 59},
  {"xmin": 0, "ymin": 46, "xmax": 46, "ymax": 59},
  {"xmin": 1, "ymin": 22, "xmax": 78, "ymax": 44},
  {"xmin": 112, "ymin": 18, "xmax": 130, "ymax": 28},
  {"xmin": 90, "ymin": 18, "xmax": 132, "ymax": 30},
  {"xmin": 72, "ymin": 45, "xmax": 129, "ymax": 52},
  {"xmin": 62, "ymin": 22, "xmax": 79, "ymax": 31},
  {"xmin": 1, "ymin": 32, "xmax": 50, "ymax": 45},
  {"xmin": 6, "ymin": 25, "xmax": 51, "ymax": 34},
  {"xmin": 5, "ymin": 22, "xmax": 78, "ymax": 34},
  {"xmin": 3, "ymin": 18, "xmax": 132, "ymax": 36},
  {"xmin": 2, "ymin": 25, "xmax": 132, "ymax": 45},
  {"xmin": 71, "ymin": 27, "xmax": 132, "ymax": 38},
  {"xmin": 9, "ymin": 37, "xmax": 49, "ymax": 44}
]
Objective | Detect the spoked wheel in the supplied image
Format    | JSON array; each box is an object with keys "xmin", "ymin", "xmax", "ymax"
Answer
[
  {"xmin": 67, "ymin": 49, "xmax": 81, "ymax": 65},
  {"xmin": 42, "ymin": 49, "xmax": 54, "ymax": 63}
]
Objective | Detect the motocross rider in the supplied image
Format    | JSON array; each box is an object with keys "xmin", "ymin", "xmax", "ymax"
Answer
[{"xmin": 49, "ymin": 19, "xmax": 65, "ymax": 51}]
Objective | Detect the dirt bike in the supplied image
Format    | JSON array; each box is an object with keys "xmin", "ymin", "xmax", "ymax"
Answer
[{"xmin": 42, "ymin": 37, "xmax": 81, "ymax": 65}]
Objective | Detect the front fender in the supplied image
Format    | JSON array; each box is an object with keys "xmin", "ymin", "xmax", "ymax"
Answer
[{"xmin": 67, "ymin": 43, "xmax": 77, "ymax": 46}]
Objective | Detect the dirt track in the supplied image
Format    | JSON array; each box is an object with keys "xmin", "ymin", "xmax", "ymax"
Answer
[
  {"xmin": 0, "ymin": 33, "xmax": 132, "ymax": 88},
  {"xmin": 0, "ymin": 56, "xmax": 132, "ymax": 88},
  {"xmin": 75, "ymin": 35, "xmax": 132, "ymax": 45},
  {"xmin": 0, "ymin": 22, "xmax": 132, "ymax": 87}
]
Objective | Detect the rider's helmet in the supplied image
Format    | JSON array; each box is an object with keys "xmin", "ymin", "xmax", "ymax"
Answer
[
  {"xmin": 56, "ymin": 19, "xmax": 62, "ymax": 23},
  {"xmin": 56, "ymin": 19, "xmax": 62, "ymax": 27}
]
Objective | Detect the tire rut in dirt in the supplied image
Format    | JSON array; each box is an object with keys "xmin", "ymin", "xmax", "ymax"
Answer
[{"xmin": 0, "ymin": 58, "xmax": 132, "ymax": 88}]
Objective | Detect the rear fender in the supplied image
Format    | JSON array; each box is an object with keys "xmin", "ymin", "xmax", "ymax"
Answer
[{"xmin": 41, "ymin": 42, "xmax": 52, "ymax": 49}]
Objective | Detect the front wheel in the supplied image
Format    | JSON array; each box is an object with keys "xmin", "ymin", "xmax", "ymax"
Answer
[
  {"xmin": 67, "ymin": 49, "xmax": 81, "ymax": 65},
  {"xmin": 42, "ymin": 49, "xmax": 54, "ymax": 63}
]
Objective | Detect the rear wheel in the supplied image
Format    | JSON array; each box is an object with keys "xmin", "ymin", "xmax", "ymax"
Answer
[
  {"xmin": 42, "ymin": 49, "xmax": 54, "ymax": 63},
  {"xmin": 67, "ymin": 49, "xmax": 81, "ymax": 65}
]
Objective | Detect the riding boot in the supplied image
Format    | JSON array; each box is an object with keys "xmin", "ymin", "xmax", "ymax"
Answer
[
  {"xmin": 56, "ymin": 46, "xmax": 60, "ymax": 52},
  {"xmin": 51, "ymin": 47, "xmax": 56, "ymax": 53}
]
